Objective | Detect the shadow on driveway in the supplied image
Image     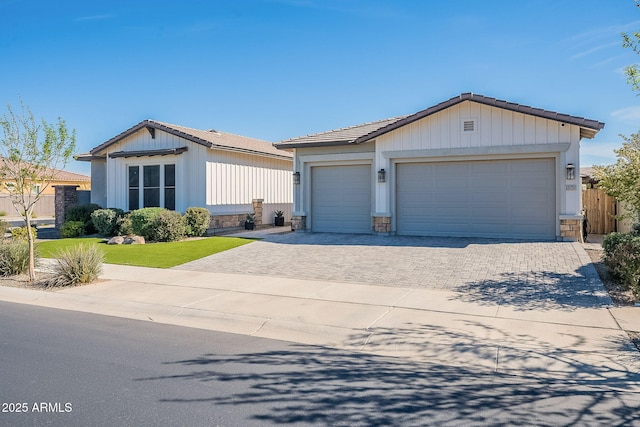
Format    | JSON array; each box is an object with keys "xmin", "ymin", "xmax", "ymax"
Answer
[
  {"xmin": 452, "ymin": 266, "xmax": 611, "ymax": 311},
  {"xmin": 177, "ymin": 233, "xmax": 608, "ymax": 310}
]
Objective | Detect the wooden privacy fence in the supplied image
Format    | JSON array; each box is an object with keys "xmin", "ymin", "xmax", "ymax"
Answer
[{"xmin": 582, "ymin": 188, "xmax": 616, "ymax": 234}]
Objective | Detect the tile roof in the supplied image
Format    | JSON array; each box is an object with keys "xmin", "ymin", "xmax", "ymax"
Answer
[
  {"xmin": 0, "ymin": 157, "xmax": 90, "ymax": 182},
  {"xmin": 275, "ymin": 93, "xmax": 606, "ymax": 148},
  {"xmin": 88, "ymin": 120, "xmax": 291, "ymax": 160},
  {"xmin": 51, "ymin": 169, "xmax": 91, "ymax": 182},
  {"xmin": 276, "ymin": 116, "xmax": 408, "ymax": 147}
]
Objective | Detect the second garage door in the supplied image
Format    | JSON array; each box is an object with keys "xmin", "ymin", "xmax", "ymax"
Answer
[
  {"xmin": 311, "ymin": 165, "xmax": 371, "ymax": 233},
  {"xmin": 396, "ymin": 158, "xmax": 556, "ymax": 239}
]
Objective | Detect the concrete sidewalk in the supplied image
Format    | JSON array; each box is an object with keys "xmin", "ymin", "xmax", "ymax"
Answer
[{"xmin": 0, "ymin": 263, "xmax": 638, "ymax": 382}]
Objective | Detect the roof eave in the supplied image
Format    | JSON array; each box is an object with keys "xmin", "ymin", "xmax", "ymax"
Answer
[
  {"xmin": 355, "ymin": 93, "xmax": 605, "ymax": 144},
  {"xmin": 274, "ymin": 140, "xmax": 355, "ymax": 149},
  {"xmin": 74, "ymin": 153, "xmax": 106, "ymax": 162},
  {"xmin": 90, "ymin": 120, "xmax": 214, "ymax": 155}
]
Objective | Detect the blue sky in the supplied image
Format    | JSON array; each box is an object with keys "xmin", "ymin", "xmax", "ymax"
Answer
[{"xmin": 1, "ymin": 0, "xmax": 639, "ymax": 175}]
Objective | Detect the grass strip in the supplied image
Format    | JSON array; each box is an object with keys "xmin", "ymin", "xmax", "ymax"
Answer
[{"xmin": 37, "ymin": 237, "xmax": 254, "ymax": 268}]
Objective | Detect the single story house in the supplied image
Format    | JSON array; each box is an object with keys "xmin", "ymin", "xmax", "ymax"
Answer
[
  {"xmin": 0, "ymin": 157, "xmax": 91, "ymax": 195},
  {"xmin": 77, "ymin": 120, "xmax": 292, "ymax": 227},
  {"xmin": 275, "ymin": 93, "xmax": 605, "ymax": 241}
]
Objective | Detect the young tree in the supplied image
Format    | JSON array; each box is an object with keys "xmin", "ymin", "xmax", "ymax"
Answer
[
  {"xmin": 593, "ymin": 133, "xmax": 640, "ymax": 222},
  {"xmin": 623, "ymin": 1, "xmax": 640, "ymax": 92},
  {"xmin": 595, "ymin": 3, "xmax": 640, "ymax": 225},
  {"xmin": 0, "ymin": 101, "xmax": 76, "ymax": 281}
]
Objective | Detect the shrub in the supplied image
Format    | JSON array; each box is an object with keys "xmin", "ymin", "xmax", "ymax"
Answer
[
  {"xmin": 65, "ymin": 203, "xmax": 101, "ymax": 234},
  {"xmin": 183, "ymin": 207, "xmax": 210, "ymax": 237},
  {"xmin": 91, "ymin": 208, "xmax": 124, "ymax": 236},
  {"xmin": 11, "ymin": 226, "xmax": 37, "ymax": 240},
  {"xmin": 602, "ymin": 232, "xmax": 636, "ymax": 255},
  {"xmin": 49, "ymin": 244, "xmax": 104, "ymax": 287},
  {"xmin": 0, "ymin": 240, "xmax": 31, "ymax": 276},
  {"xmin": 60, "ymin": 221, "xmax": 85, "ymax": 238},
  {"xmin": 603, "ymin": 232, "xmax": 640, "ymax": 298},
  {"xmin": 148, "ymin": 210, "xmax": 185, "ymax": 242},
  {"xmin": 0, "ymin": 219, "xmax": 9, "ymax": 236},
  {"xmin": 129, "ymin": 207, "xmax": 165, "ymax": 238},
  {"xmin": 116, "ymin": 214, "xmax": 134, "ymax": 236}
]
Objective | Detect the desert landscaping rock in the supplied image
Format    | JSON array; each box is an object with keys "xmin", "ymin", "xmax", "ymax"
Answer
[{"xmin": 107, "ymin": 235, "xmax": 145, "ymax": 245}]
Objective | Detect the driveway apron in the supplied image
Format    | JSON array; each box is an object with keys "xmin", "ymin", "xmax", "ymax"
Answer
[{"xmin": 175, "ymin": 233, "xmax": 611, "ymax": 310}]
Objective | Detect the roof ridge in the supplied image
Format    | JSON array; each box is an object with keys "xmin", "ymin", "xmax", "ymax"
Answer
[{"xmin": 147, "ymin": 119, "xmax": 271, "ymax": 144}]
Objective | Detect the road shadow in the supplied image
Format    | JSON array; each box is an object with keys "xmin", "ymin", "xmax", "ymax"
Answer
[{"xmin": 138, "ymin": 322, "xmax": 640, "ymax": 426}]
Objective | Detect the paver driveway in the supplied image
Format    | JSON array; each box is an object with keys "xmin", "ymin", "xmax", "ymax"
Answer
[{"xmin": 175, "ymin": 233, "xmax": 610, "ymax": 309}]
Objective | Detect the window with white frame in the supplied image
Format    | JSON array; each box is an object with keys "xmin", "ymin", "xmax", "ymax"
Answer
[{"xmin": 128, "ymin": 164, "xmax": 176, "ymax": 211}]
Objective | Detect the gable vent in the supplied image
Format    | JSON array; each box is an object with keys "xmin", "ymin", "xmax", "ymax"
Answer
[{"xmin": 463, "ymin": 120, "xmax": 475, "ymax": 132}]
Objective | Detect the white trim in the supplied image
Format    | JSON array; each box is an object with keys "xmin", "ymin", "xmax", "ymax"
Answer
[{"xmin": 382, "ymin": 143, "xmax": 571, "ymax": 160}]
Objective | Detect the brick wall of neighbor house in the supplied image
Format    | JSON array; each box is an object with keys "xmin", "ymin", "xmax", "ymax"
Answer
[
  {"xmin": 373, "ymin": 216, "xmax": 391, "ymax": 234},
  {"xmin": 54, "ymin": 185, "xmax": 79, "ymax": 229},
  {"xmin": 560, "ymin": 218, "xmax": 583, "ymax": 242},
  {"xmin": 291, "ymin": 215, "xmax": 306, "ymax": 231}
]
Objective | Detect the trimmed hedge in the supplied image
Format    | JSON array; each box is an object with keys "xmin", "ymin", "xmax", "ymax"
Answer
[
  {"xmin": 148, "ymin": 210, "xmax": 185, "ymax": 242},
  {"xmin": 129, "ymin": 207, "xmax": 165, "ymax": 238},
  {"xmin": 91, "ymin": 208, "xmax": 125, "ymax": 236},
  {"xmin": 61, "ymin": 221, "xmax": 85, "ymax": 238},
  {"xmin": 183, "ymin": 207, "xmax": 210, "ymax": 237}
]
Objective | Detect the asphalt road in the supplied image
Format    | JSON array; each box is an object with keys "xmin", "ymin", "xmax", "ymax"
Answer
[{"xmin": 1, "ymin": 301, "xmax": 639, "ymax": 426}]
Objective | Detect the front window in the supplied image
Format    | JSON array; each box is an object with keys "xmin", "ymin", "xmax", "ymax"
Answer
[
  {"xmin": 128, "ymin": 163, "xmax": 175, "ymax": 210},
  {"xmin": 143, "ymin": 165, "xmax": 160, "ymax": 207},
  {"xmin": 128, "ymin": 166, "xmax": 139, "ymax": 211}
]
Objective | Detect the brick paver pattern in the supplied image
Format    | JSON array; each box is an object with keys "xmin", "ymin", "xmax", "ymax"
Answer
[{"xmin": 175, "ymin": 233, "xmax": 607, "ymax": 309}]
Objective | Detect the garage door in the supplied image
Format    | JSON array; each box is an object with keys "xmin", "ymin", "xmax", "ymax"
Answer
[
  {"xmin": 311, "ymin": 165, "xmax": 371, "ymax": 233},
  {"xmin": 396, "ymin": 158, "xmax": 555, "ymax": 239}
]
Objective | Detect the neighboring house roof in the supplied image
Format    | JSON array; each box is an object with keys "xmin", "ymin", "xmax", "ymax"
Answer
[
  {"xmin": 50, "ymin": 169, "xmax": 91, "ymax": 182},
  {"xmin": 79, "ymin": 119, "xmax": 292, "ymax": 161},
  {"xmin": 275, "ymin": 93, "xmax": 606, "ymax": 148},
  {"xmin": 580, "ymin": 167, "xmax": 595, "ymax": 179},
  {"xmin": 0, "ymin": 157, "xmax": 90, "ymax": 182}
]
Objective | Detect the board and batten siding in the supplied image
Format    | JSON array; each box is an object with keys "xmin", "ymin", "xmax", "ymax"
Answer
[
  {"xmin": 376, "ymin": 101, "xmax": 580, "ymax": 151},
  {"xmin": 374, "ymin": 100, "xmax": 583, "ymax": 223},
  {"xmin": 104, "ymin": 127, "xmax": 293, "ymax": 216},
  {"xmin": 105, "ymin": 128, "xmax": 205, "ymax": 211},
  {"xmin": 205, "ymin": 149, "xmax": 292, "ymax": 215}
]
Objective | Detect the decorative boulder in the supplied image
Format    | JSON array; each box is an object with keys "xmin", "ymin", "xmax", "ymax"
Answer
[
  {"xmin": 107, "ymin": 236, "xmax": 125, "ymax": 245},
  {"xmin": 124, "ymin": 236, "xmax": 145, "ymax": 245}
]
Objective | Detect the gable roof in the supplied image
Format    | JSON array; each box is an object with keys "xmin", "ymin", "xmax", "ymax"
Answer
[
  {"xmin": 275, "ymin": 93, "xmax": 606, "ymax": 149},
  {"xmin": 84, "ymin": 119, "xmax": 291, "ymax": 160},
  {"xmin": 0, "ymin": 157, "xmax": 90, "ymax": 182}
]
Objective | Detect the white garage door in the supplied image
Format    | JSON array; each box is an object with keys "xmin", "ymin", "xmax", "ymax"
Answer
[
  {"xmin": 311, "ymin": 165, "xmax": 371, "ymax": 233},
  {"xmin": 396, "ymin": 158, "xmax": 556, "ymax": 239}
]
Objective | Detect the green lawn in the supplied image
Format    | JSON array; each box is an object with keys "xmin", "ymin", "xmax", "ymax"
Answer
[{"xmin": 36, "ymin": 236, "xmax": 255, "ymax": 268}]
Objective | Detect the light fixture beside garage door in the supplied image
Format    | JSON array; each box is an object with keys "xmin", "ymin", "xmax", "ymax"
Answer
[
  {"xmin": 566, "ymin": 163, "xmax": 575, "ymax": 180},
  {"xmin": 377, "ymin": 168, "xmax": 386, "ymax": 183},
  {"xmin": 293, "ymin": 171, "xmax": 300, "ymax": 185}
]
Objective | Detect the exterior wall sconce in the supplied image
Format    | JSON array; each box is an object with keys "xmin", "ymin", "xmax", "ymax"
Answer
[
  {"xmin": 566, "ymin": 163, "xmax": 575, "ymax": 180},
  {"xmin": 293, "ymin": 171, "xmax": 300, "ymax": 185},
  {"xmin": 377, "ymin": 168, "xmax": 386, "ymax": 183}
]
